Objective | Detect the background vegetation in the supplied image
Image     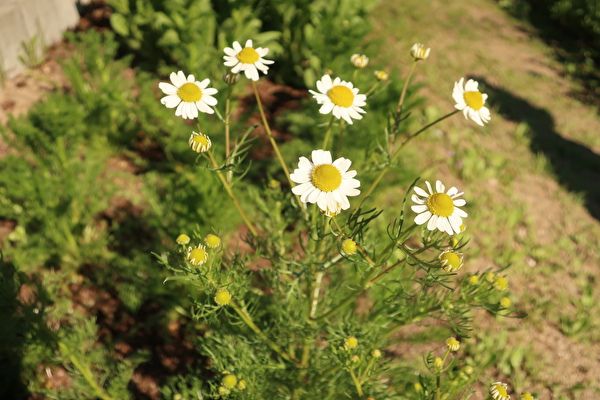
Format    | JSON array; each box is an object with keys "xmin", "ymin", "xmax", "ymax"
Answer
[{"xmin": 0, "ymin": 0, "xmax": 599, "ymax": 398}]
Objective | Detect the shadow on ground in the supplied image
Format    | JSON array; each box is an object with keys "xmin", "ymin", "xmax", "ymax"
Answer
[{"xmin": 474, "ymin": 76, "xmax": 600, "ymax": 221}]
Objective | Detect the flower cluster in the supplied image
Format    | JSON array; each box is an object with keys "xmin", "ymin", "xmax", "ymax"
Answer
[{"xmin": 154, "ymin": 37, "xmax": 508, "ymax": 399}]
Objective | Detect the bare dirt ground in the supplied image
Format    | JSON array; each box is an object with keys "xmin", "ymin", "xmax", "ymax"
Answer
[{"xmin": 374, "ymin": 0, "xmax": 600, "ymax": 398}]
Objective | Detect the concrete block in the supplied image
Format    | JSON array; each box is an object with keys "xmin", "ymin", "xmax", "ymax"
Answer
[{"xmin": 0, "ymin": 0, "xmax": 79, "ymax": 77}]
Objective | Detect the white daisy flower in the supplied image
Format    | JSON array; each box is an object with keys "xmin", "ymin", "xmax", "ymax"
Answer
[
  {"xmin": 290, "ymin": 150, "xmax": 360, "ymax": 213},
  {"xmin": 452, "ymin": 77, "xmax": 491, "ymax": 126},
  {"xmin": 410, "ymin": 43, "xmax": 431, "ymax": 60},
  {"xmin": 223, "ymin": 40, "xmax": 274, "ymax": 81},
  {"xmin": 411, "ymin": 180, "xmax": 467, "ymax": 235},
  {"xmin": 188, "ymin": 132, "xmax": 211, "ymax": 153},
  {"xmin": 350, "ymin": 54, "xmax": 369, "ymax": 69},
  {"xmin": 309, "ymin": 74, "xmax": 367, "ymax": 125},
  {"xmin": 159, "ymin": 71, "xmax": 218, "ymax": 119},
  {"xmin": 490, "ymin": 382, "xmax": 511, "ymax": 400}
]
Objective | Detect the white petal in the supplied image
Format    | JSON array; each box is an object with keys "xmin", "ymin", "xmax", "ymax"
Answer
[
  {"xmin": 319, "ymin": 102, "xmax": 335, "ymax": 114},
  {"xmin": 161, "ymin": 95, "xmax": 181, "ymax": 108},
  {"xmin": 170, "ymin": 71, "xmax": 185, "ymax": 87},
  {"xmin": 453, "ymin": 199, "xmax": 466, "ymax": 207},
  {"xmin": 414, "ymin": 186, "xmax": 428, "ymax": 197},
  {"xmin": 411, "ymin": 204, "xmax": 428, "ymax": 213},
  {"xmin": 427, "ymin": 215, "xmax": 438, "ymax": 231},
  {"xmin": 311, "ymin": 150, "xmax": 332, "ymax": 165},
  {"xmin": 333, "ymin": 158, "xmax": 351, "ymax": 173},
  {"xmin": 245, "ymin": 39, "xmax": 253, "ymax": 48},
  {"xmin": 436, "ymin": 180, "xmax": 445, "ymax": 193},
  {"xmin": 414, "ymin": 211, "xmax": 431, "ymax": 225},
  {"xmin": 232, "ymin": 41, "xmax": 242, "ymax": 51},
  {"xmin": 159, "ymin": 82, "xmax": 177, "ymax": 95},
  {"xmin": 425, "ymin": 181, "xmax": 434, "ymax": 194}
]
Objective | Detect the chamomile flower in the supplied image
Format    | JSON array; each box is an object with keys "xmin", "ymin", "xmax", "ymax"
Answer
[
  {"xmin": 187, "ymin": 244, "xmax": 208, "ymax": 266},
  {"xmin": 350, "ymin": 54, "xmax": 369, "ymax": 68},
  {"xmin": 410, "ymin": 43, "xmax": 431, "ymax": 60},
  {"xmin": 374, "ymin": 70, "xmax": 389, "ymax": 81},
  {"xmin": 341, "ymin": 238, "xmax": 357, "ymax": 256},
  {"xmin": 446, "ymin": 337, "xmax": 460, "ymax": 352},
  {"xmin": 204, "ymin": 233, "xmax": 221, "ymax": 249},
  {"xmin": 159, "ymin": 71, "xmax": 218, "ymax": 119},
  {"xmin": 411, "ymin": 180, "xmax": 468, "ymax": 235},
  {"xmin": 520, "ymin": 392, "xmax": 534, "ymax": 400},
  {"xmin": 291, "ymin": 150, "xmax": 360, "ymax": 213},
  {"xmin": 439, "ymin": 250, "xmax": 464, "ymax": 272},
  {"xmin": 309, "ymin": 74, "xmax": 367, "ymax": 124},
  {"xmin": 490, "ymin": 382, "xmax": 511, "ymax": 400},
  {"xmin": 189, "ymin": 132, "xmax": 212, "ymax": 153},
  {"xmin": 223, "ymin": 40, "xmax": 274, "ymax": 81},
  {"xmin": 452, "ymin": 77, "xmax": 491, "ymax": 126},
  {"xmin": 344, "ymin": 336, "xmax": 359, "ymax": 350},
  {"xmin": 214, "ymin": 289, "xmax": 232, "ymax": 306},
  {"xmin": 176, "ymin": 233, "xmax": 190, "ymax": 245}
]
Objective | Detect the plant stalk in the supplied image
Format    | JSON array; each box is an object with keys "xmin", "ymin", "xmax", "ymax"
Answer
[{"xmin": 205, "ymin": 150, "xmax": 258, "ymax": 236}]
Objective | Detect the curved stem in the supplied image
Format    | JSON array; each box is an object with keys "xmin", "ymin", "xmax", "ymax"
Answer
[
  {"xmin": 349, "ymin": 367, "xmax": 364, "ymax": 398},
  {"xmin": 224, "ymin": 93, "xmax": 232, "ymax": 183},
  {"xmin": 252, "ymin": 81, "xmax": 307, "ymax": 217},
  {"xmin": 231, "ymin": 301, "xmax": 297, "ymax": 363},
  {"xmin": 358, "ymin": 110, "xmax": 459, "ymax": 207},
  {"xmin": 396, "ymin": 61, "xmax": 417, "ymax": 116},
  {"xmin": 205, "ymin": 150, "xmax": 258, "ymax": 236},
  {"xmin": 321, "ymin": 115, "xmax": 336, "ymax": 150}
]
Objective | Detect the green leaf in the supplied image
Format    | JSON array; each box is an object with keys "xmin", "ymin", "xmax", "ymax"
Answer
[{"xmin": 110, "ymin": 13, "xmax": 129, "ymax": 36}]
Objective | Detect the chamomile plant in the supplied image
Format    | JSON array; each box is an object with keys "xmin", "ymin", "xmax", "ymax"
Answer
[{"xmin": 155, "ymin": 40, "xmax": 519, "ymax": 399}]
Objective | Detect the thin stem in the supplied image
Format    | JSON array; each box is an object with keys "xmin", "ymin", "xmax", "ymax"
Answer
[
  {"xmin": 231, "ymin": 301, "xmax": 297, "ymax": 363},
  {"xmin": 205, "ymin": 150, "xmax": 258, "ymax": 236},
  {"xmin": 224, "ymin": 94, "xmax": 232, "ymax": 182},
  {"xmin": 349, "ymin": 368, "xmax": 364, "ymax": 398},
  {"xmin": 309, "ymin": 271, "xmax": 324, "ymax": 319},
  {"xmin": 60, "ymin": 343, "xmax": 114, "ymax": 400},
  {"xmin": 252, "ymin": 81, "xmax": 292, "ymax": 184},
  {"xmin": 396, "ymin": 61, "xmax": 417, "ymax": 116},
  {"xmin": 321, "ymin": 115, "xmax": 336, "ymax": 150},
  {"xmin": 252, "ymin": 81, "xmax": 308, "ymax": 217},
  {"xmin": 358, "ymin": 110, "xmax": 459, "ymax": 207}
]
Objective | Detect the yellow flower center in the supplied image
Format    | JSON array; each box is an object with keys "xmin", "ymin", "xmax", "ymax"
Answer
[
  {"xmin": 312, "ymin": 164, "xmax": 342, "ymax": 192},
  {"xmin": 327, "ymin": 85, "xmax": 354, "ymax": 107},
  {"xmin": 222, "ymin": 374, "xmax": 238, "ymax": 389},
  {"xmin": 204, "ymin": 233, "xmax": 221, "ymax": 248},
  {"xmin": 177, "ymin": 82, "xmax": 202, "ymax": 102},
  {"xmin": 188, "ymin": 247, "xmax": 208, "ymax": 265},
  {"xmin": 237, "ymin": 47, "xmax": 260, "ymax": 64},
  {"xmin": 440, "ymin": 251, "xmax": 462, "ymax": 271},
  {"xmin": 344, "ymin": 336, "xmax": 358, "ymax": 350},
  {"xmin": 464, "ymin": 91, "xmax": 483, "ymax": 110},
  {"xmin": 215, "ymin": 289, "xmax": 232, "ymax": 306},
  {"xmin": 192, "ymin": 135, "xmax": 209, "ymax": 146},
  {"xmin": 426, "ymin": 193, "xmax": 454, "ymax": 217},
  {"xmin": 493, "ymin": 384, "xmax": 508, "ymax": 398}
]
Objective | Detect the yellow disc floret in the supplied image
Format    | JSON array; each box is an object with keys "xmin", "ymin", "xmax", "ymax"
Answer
[
  {"xmin": 312, "ymin": 164, "xmax": 342, "ymax": 192},
  {"xmin": 427, "ymin": 193, "xmax": 455, "ymax": 217},
  {"xmin": 446, "ymin": 337, "xmax": 460, "ymax": 352},
  {"xmin": 237, "ymin": 47, "xmax": 260, "ymax": 64},
  {"xmin": 433, "ymin": 357, "xmax": 444, "ymax": 369},
  {"xmin": 463, "ymin": 91, "xmax": 484, "ymax": 110},
  {"xmin": 327, "ymin": 85, "xmax": 355, "ymax": 107},
  {"xmin": 341, "ymin": 238, "xmax": 357, "ymax": 256},
  {"xmin": 215, "ymin": 289, "xmax": 232, "ymax": 306},
  {"xmin": 176, "ymin": 233, "xmax": 190, "ymax": 245},
  {"xmin": 177, "ymin": 82, "xmax": 202, "ymax": 102},
  {"xmin": 500, "ymin": 297, "xmax": 512, "ymax": 308},
  {"xmin": 520, "ymin": 392, "xmax": 534, "ymax": 400},
  {"xmin": 205, "ymin": 233, "xmax": 221, "ymax": 249},
  {"xmin": 188, "ymin": 245, "xmax": 208, "ymax": 266},
  {"xmin": 222, "ymin": 374, "xmax": 238, "ymax": 389},
  {"xmin": 344, "ymin": 336, "xmax": 358, "ymax": 350},
  {"xmin": 495, "ymin": 276, "xmax": 509, "ymax": 291},
  {"xmin": 439, "ymin": 250, "xmax": 463, "ymax": 272},
  {"xmin": 468, "ymin": 275, "xmax": 479, "ymax": 285}
]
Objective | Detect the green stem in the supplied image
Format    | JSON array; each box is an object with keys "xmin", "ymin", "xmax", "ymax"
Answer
[
  {"xmin": 358, "ymin": 110, "xmax": 459, "ymax": 207},
  {"xmin": 252, "ymin": 81, "xmax": 307, "ymax": 217},
  {"xmin": 349, "ymin": 367, "xmax": 364, "ymax": 398},
  {"xmin": 396, "ymin": 61, "xmax": 417, "ymax": 117},
  {"xmin": 321, "ymin": 115, "xmax": 336, "ymax": 150},
  {"xmin": 205, "ymin": 151, "xmax": 258, "ymax": 236},
  {"xmin": 60, "ymin": 343, "xmax": 114, "ymax": 400},
  {"xmin": 231, "ymin": 301, "xmax": 297, "ymax": 363},
  {"xmin": 224, "ymin": 93, "xmax": 232, "ymax": 183}
]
